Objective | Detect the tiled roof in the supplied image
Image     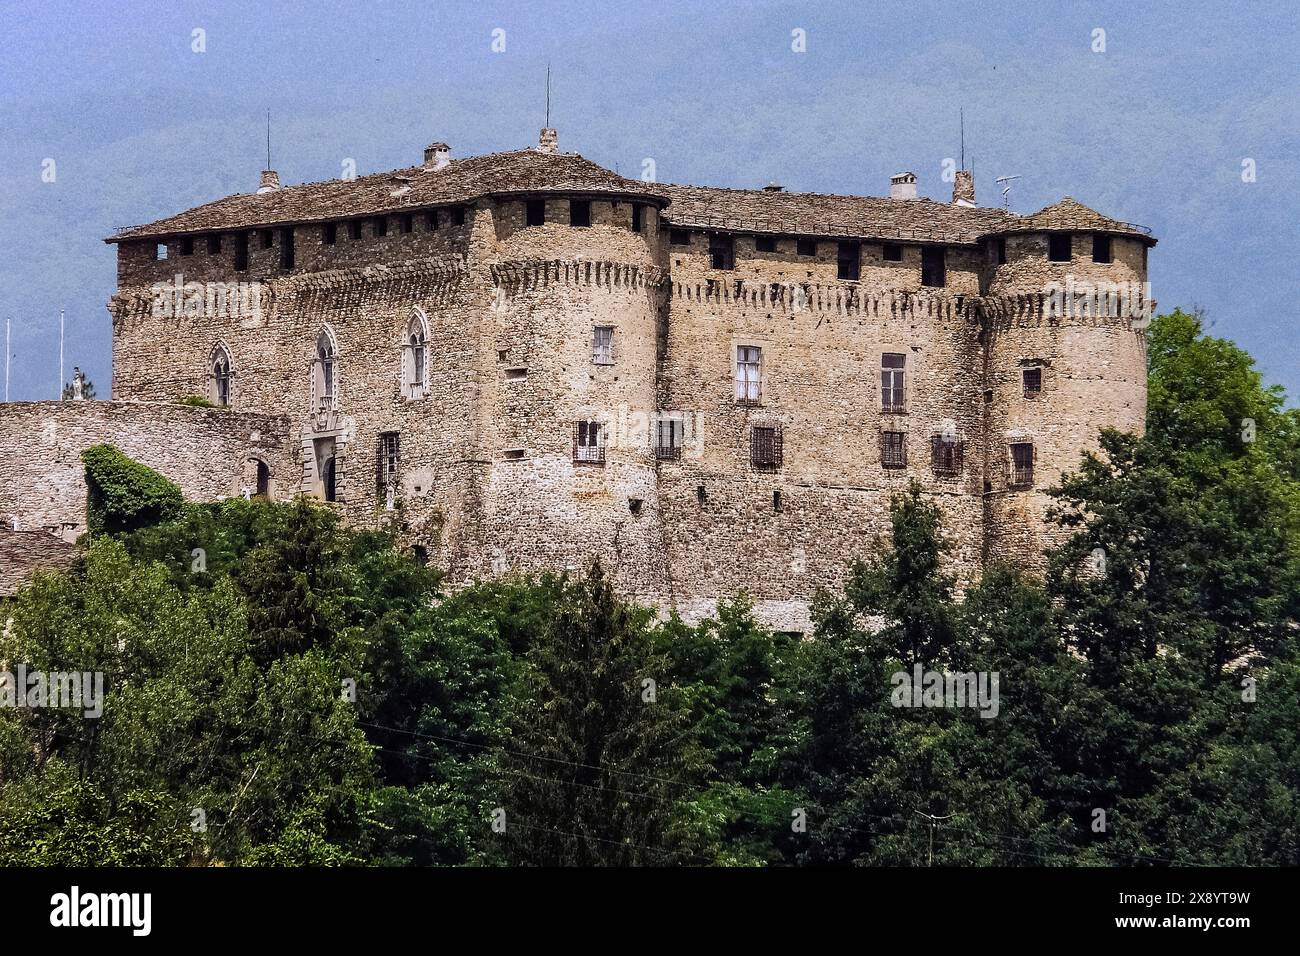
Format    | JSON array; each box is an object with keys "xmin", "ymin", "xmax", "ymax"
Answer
[
  {"xmin": 996, "ymin": 197, "xmax": 1155, "ymax": 243},
  {"xmin": 108, "ymin": 149, "xmax": 669, "ymax": 242}
]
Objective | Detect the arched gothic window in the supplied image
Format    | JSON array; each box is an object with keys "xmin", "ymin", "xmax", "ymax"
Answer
[
  {"xmin": 405, "ymin": 309, "xmax": 429, "ymax": 399},
  {"xmin": 209, "ymin": 343, "xmax": 233, "ymax": 406},
  {"xmin": 315, "ymin": 327, "xmax": 338, "ymax": 410}
]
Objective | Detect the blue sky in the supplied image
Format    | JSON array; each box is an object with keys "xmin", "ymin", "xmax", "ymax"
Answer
[{"xmin": 1, "ymin": 0, "xmax": 1295, "ymax": 402}]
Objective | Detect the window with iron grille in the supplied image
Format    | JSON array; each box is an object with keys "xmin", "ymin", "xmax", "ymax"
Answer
[
  {"xmin": 751, "ymin": 425, "xmax": 783, "ymax": 470},
  {"xmin": 1023, "ymin": 366, "xmax": 1042, "ymax": 396},
  {"xmin": 593, "ymin": 326, "xmax": 614, "ymax": 365},
  {"xmin": 837, "ymin": 241, "xmax": 860, "ymax": 280},
  {"xmin": 881, "ymin": 352, "xmax": 906, "ymax": 413},
  {"xmin": 1010, "ymin": 442, "xmax": 1035, "ymax": 487},
  {"xmin": 881, "ymin": 431, "xmax": 907, "ymax": 469},
  {"xmin": 921, "ymin": 246, "xmax": 946, "ymax": 287},
  {"xmin": 735, "ymin": 346, "xmax": 762, "ymax": 404},
  {"xmin": 573, "ymin": 420, "xmax": 605, "ymax": 464},
  {"xmin": 377, "ymin": 432, "xmax": 400, "ymax": 505},
  {"xmin": 656, "ymin": 416, "xmax": 684, "ymax": 460},
  {"xmin": 931, "ymin": 435, "xmax": 963, "ymax": 477},
  {"xmin": 709, "ymin": 234, "xmax": 735, "ymax": 270}
]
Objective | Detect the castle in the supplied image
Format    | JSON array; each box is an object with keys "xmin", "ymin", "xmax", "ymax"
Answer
[{"xmin": 0, "ymin": 129, "xmax": 1154, "ymax": 630}]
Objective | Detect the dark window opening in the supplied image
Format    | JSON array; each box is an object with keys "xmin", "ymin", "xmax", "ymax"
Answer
[
  {"xmin": 452, "ymin": 206, "xmax": 466, "ymax": 226},
  {"xmin": 206, "ymin": 235, "xmax": 222, "ymax": 255},
  {"xmin": 750, "ymin": 425, "xmax": 783, "ymax": 471},
  {"xmin": 254, "ymin": 459, "xmax": 270, "ymax": 497},
  {"xmin": 631, "ymin": 204, "xmax": 643, "ymax": 233},
  {"xmin": 709, "ymin": 234, "xmax": 735, "ymax": 270},
  {"xmin": 412, "ymin": 545, "xmax": 429, "ymax": 566},
  {"xmin": 696, "ymin": 485, "xmax": 707, "ymax": 504},
  {"xmin": 756, "ymin": 236, "xmax": 776, "ymax": 253},
  {"xmin": 279, "ymin": 227, "xmax": 295, "ymax": 269},
  {"xmin": 670, "ymin": 229, "xmax": 690, "ymax": 246},
  {"xmin": 931, "ymin": 436, "xmax": 963, "ymax": 477},
  {"xmin": 426, "ymin": 209, "xmax": 440, "ymax": 230},
  {"xmin": 1092, "ymin": 233, "xmax": 1112, "ymax": 263},
  {"xmin": 179, "ymin": 236, "xmax": 194, "ymax": 256},
  {"xmin": 628, "ymin": 498, "xmax": 643, "ymax": 515},
  {"xmin": 322, "ymin": 456, "xmax": 337, "ymax": 502},
  {"xmin": 526, "ymin": 199, "xmax": 546, "ymax": 227},
  {"xmin": 882, "ymin": 242, "xmax": 903, "ymax": 261},
  {"xmin": 569, "ymin": 199, "xmax": 591, "ymax": 227},
  {"xmin": 995, "ymin": 237, "xmax": 1007, "ymax": 264},
  {"xmin": 233, "ymin": 232, "xmax": 249, "ymax": 271},
  {"xmin": 1010, "ymin": 442, "xmax": 1035, "ymax": 487},
  {"xmin": 881, "ymin": 431, "xmax": 907, "ymax": 469},
  {"xmin": 259, "ymin": 229, "xmax": 274, "ymax": 249},
  {"xmin": 400, "ymin": 213, "xmax": 414, "ymax": 234},
  {"xmin": 837, "ymin": 241, "xmax": 861, "ymax": 280},
  {"xmin": 323, "ymin": 222, "xmax": 337, "ymax": 245},
  {"xmin": 881, "ymin": 352, "xmax": 906, "ymax": 413},
  {"xmin": 796, "ymin": 238, "xmax": 817, "ymax": 257},
  {"xmin": 347, "ymin": 220, "xmax": 362, "ymax": 241},
  {"xmin": 773, "ymin": 489, "xmax": 782, "ymax": 512},
  {"xmin": 374, "ymin": 216, "xmax": 388, "ymax": 237},
  {"xmin": 573, "ymin": 420, "xmax": 605, "ymax": 464},
  {"xmin": 921, "ymin": 246, "xmax": 946, "ymax": 287},
  {"xmin": 1048, "ymin": 233, "xmax": 1072, "ymax": 262},
  {"xmin": 1023, "ymin": 366, "xmax": 1043, "ymax": 396}
]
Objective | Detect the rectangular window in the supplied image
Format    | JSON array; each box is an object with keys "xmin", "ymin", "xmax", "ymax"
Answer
[
  {"xmin": 1010, "ymin": 442, "xmax": 1035, "ymax": 487},
  {"xmin": 233, "ymin": 232, "xmax": 249, "ymax": 271},
  {"xmin": 593, "ymin": 326, "xmax": 614, "ymax": 365},
  {"xmin": 570, "ymin": 200, "xmax": 591, "ymax": 227},
  {"xmin": 881, "ymin": 352, "xmax": 906, "ymax": 413},
  {"xmin": 207, "ymin": 234, "xmax": 222, "ymax": 255},
  {"xmin": 670, "ymin": 229, "xmax": 690, "ymax": 246},
  {"xmin": 882, "ymin": 242, "xmax": 903, "ymax": 261},
  {"xmin": 931, "ymin": 435, "xmax": 963, "ymax": 477},
  {"xmin": 348, "ymin": 220, "xmax": 362, "ymax": 241},
  {"xmin": 1048, "ymin": 233, "xmax": 1072, "ymax": 262},
  {"xmin": 735, "ymin": 345, "xmax": 762, "ymax": 404},
  {"xmin": 526, "ymin": 199, "xmax": 546, "ymax": 227},
  {"xmin": 259, "ymin": 229, "xmax": 274, "ymax": 249},
  {"xmin": 921, "ymin": 246, "xmax": 946, "ymax": 287},
  {"xmin": 452, "ymin": 207, "xmax": 466, "ymax": 226},
  {"xmin": 709, "ymin": 234, "xmax": 735, "ymax": 270},
  {"xmin": 1092, "ymin": 233, "xmax": 1112, "ymax": 263},
  {"xmin": 377, "ymin": 432, "xmax": 401, "ymax": 505},
  {"xmin": 631, "ymin": 204, "xmax": 643, "ymax": 233},
  {"xmin": 155, "ymin": 242, "xmax": 168, "ymax": 261},
  {"xmin": 179, "ymin": 236, "xmax": 194, "ymax": 256},
  {"xmin": 280, "ymin": 227, "xmax": 295, "ymax": 269},
  {"xmin": 837, "ymin": 241, "xmax": 860, "ymax": 280},
  {"xmin": 400, "ymin": 213, "xmax": 414, "ymax": 234},
  {"xmin": 573, "ymin": 420, "xmax": 605, "ymax": 464},
  {"xmin": 995, "ymin": 236, "xmax": 1007, "ymax": 265},
  {"xmin": 323, "ymin": 222, "xmax": 337, "ymax": 245},
  {"xmin": 374, "ymin": 216, "xmax": 388, "ymax": 237},
  {"xmin": 751, "ymin": 425, "xmax": 783, "ymax": 471},
  {"xmin": 426, "ymin": 209, "xmax": 440, "ymax": 230},
  {"xmin": 756, "ymin": 235, "xmax": 776, "ymax": 253},
  {"xmin": 1023, "ymin": 366, "xmax": 1043, "ymax": 396},
  {"xmin": 656, "ymin": 416, "xmax": 684, "ymax": 460},
  {"xmin": 796, "ymin": 238, "xmax": 817, "ymax": 257},
  {"xmin": 881, "ymin": 431, "xmax": 907, "ymax": 469}
]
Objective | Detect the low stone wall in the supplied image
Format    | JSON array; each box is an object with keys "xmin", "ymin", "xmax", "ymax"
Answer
[{"xmin": 0, "ymin": 400, "xmax": 295, "ymax": 537}]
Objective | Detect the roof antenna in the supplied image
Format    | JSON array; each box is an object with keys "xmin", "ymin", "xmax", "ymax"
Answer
[
  {"xmin": 545, "ymin": 64, "xmax": 551, "ymax": 128},
  {"xmin": 959, "ymin": 108, "xmax": 965, "ymax": 171},
  {"xmin": 266, "ymin": 109, "xmax": 271, "ymax": 170},
  {"xmin": 995, "ymin": 174, "xmax": 1021, "ymax": 210}
]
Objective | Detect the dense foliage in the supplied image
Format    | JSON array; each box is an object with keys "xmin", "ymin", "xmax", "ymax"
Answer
[{"xmin": 1, "ymin": 311, "xmax": 1295, "ymax": 865}]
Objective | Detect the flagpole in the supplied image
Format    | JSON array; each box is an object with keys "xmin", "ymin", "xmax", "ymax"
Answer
[
  {"xmin": 59, "ymin": 309, "xmax": 64, "ymax": 399},
  {"xmin": 5, "ymin": 316, "xmax": 10, "ymax": 402}
]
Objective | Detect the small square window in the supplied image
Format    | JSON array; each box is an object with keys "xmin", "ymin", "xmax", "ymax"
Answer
[
  {"xmin": 881, "ymin": 431, "xmax": 907, "ymax": 469},
  {"xmin": 1092, "ymin": 234, "xmax": 1112, "ymax": 263},
  {"xmin": 1023, "ymin": 367, "xmax": 1042, "ymax": 396},
  {"xmin": 526, "ymin": 199, "xmax": 546, "ymax": 227},
  {"xmin": 751, "ymin": 425, "xmax": 783, "ymax": 471},
  {"xmin": 570, "ymin": 200, "xmax": 591, "ymax": 227},
  {"xmin": 796, "ymin": 238, "xmax": 817, "ymax": 257},
  {"xmin": 1048, "ymin": 233, "xmax": 1072, "ymax": 262},
  {"xmin": 670, "ymin": 229, "xmax": 690, "ymax": 246},
  {"xmin": 756, "ymin": 236, "xmax": 776, "ymax": 253},
  {"xmin": 882, "ymin": 243, "xmax": 903, "ymax": 262},
  {"xmin": 155, "ymin": 242, "xmax": 168, "ymax": 260}
]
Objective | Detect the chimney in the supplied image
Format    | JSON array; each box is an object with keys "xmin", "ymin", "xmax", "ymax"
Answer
[
  {"xmin": 889, "ymin": 171, "xmax": 918, "ymax": 201},
  {"xmin": 538, "ymin": 128, "xmax": 558, "ymax": 154},
  {"xmin": 952, "ymin": 169, "xmax": 976, "ymax": 206},
  {"xmin": 258, "ymin": 169, "xmax": 281, "ymax": 193},
  {"xmin": 423, "ymin": 142, "xmax": 451, "ymax": 170},
  {"xmin": 762, "ymin": 181, "xmax": 785, "ymax": 192}
]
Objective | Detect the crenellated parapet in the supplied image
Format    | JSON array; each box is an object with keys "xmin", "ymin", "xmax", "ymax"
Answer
[{"xmin": 488, "ymin": 258, "xmax": 666, "ymax": 299}]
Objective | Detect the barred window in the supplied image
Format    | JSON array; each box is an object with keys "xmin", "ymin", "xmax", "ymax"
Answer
[
  {"xmin": 881, "ymin": 353, "xmax": 906, "ymax": 413},
  {"xmin": 593, "ymin": 326, "xmax": 614, "ymax": 365},
  {"xmin": 1023, "ymin": 366, "xmax": 1042, "ymax": 396},
  {"xmin": 751, "ymin": 425, "xmax": 783, "ymax": 470},
  {"xmin": 736, "ymin": 346, "xmax": 762, "ymax": 404},
  {"xmin": 881, "ymin": 431, "xmax": 907, "ymax": 469},
  {"xmin": 377, "ymin": 432, "xmax": 400, "ymax": 508},
  {"xmin": 574, "ymin": 420, "xmax": 605, "ymax": 464},
  {"xmin": 1011, "ymin": 442, "xmax": 1035, "ymax": 487},
  {"xmin": 656, "ymin": 416, "xmax": 684, "ymax": 460},
  {"xmin": 931, "ymin": 435, "xmax": 963, "ymax": 477}
]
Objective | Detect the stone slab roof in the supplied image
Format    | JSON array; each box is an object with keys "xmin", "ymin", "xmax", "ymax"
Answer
[
  {"xmin": 0, "ymin": 529, "xmax": 80, "ymax": 598},
  {"xmin": 994, "ymin": 197, "xmax": 1155, "ymax": 243},
  {"xmin": 108, "ymin": 149, "xmax": 669, "ymax": 242}
]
